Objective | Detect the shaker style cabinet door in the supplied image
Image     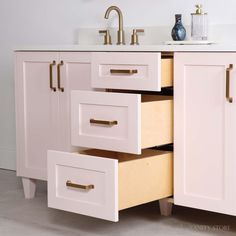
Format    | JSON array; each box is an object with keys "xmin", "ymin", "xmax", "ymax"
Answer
[
  {"xmin": 174, "ymin": 53, "xmax": 236, "ymax": 216},
  {"xmin": 15, "ymin": 52, "xmax": 92, "ymax": 181},
  {"xmin": 15, "ymin": 52, "xmax": 59, "ymax": 180}
]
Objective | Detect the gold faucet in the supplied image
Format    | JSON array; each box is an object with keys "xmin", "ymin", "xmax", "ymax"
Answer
[{"xmin": 104, "ymin": 6, "xmax": 125, "ymax": 45}]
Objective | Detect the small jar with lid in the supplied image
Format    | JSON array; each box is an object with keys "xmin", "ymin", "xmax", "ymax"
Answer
[{"xmin": 191, "ymin": 5, "xmax": 208, "ymax": 40}]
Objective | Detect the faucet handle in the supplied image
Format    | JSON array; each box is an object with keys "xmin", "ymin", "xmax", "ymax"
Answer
[
  {"xmin": 99, "ymin": 30, "xmax": 112, "ymax": 45},
  {"xmin": 130, "ymin": 29, "xmax": 145, "ymax": 45}
]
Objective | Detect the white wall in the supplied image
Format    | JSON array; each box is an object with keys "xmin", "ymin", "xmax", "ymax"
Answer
[{"xmin": 1, "ymin": 0, "xmax": 236, "ymax": 170}]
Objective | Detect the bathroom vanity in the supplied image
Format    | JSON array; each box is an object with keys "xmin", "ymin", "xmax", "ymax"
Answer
[{"xmin": 15, "ymin": 44, "xmax": 236, "ymax": 221}]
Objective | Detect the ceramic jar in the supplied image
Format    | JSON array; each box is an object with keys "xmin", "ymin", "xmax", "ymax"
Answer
[{"xmin": 171, "ymin": 14, "xmax": 186, "ymax": 41}]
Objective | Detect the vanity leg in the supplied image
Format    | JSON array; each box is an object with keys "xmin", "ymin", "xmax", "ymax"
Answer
[
  {"xmin": 159, "ymin": 198, "xmax": 173, "ymax": 216},
  {"xmin": 22, "ymin": 178, "xmax": 36, "ymax": 199}
]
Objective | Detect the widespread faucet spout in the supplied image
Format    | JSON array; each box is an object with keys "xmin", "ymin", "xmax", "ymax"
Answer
[
  {"xmin": 104, "ymin": 6, "xmax": 125, "ymax": 45},
  {"xmin": 104, "ymin": 6, "xmax": 123, "ymax": 31}
]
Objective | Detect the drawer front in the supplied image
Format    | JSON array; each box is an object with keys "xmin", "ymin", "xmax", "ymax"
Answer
[
  {"xmin": 91, "ymin": 52, "xmax": 162, "ymax": 91},
  {"xmin": 71, "ymin": 90, "xmax": 141, "ymax": 154},
  {"xmin": 48, "ymin": 150, "xmax": 118, "ymax": 222},
  {"xmin": 48, "ymin": 149, "xmax": 173, "ymax": 222}
]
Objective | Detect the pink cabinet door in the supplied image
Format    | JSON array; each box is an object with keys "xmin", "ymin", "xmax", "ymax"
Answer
[
  {"xmin": 56, "ymin": 52, "xmax": 92, "ymax": 152},
  {"xmin": 174, "ymin": 53, "xmax": 236, "ymax": 216},
  {"xmin": 15, "ymin": 52, "xmax": 59, "ymax": 180},
  {"xmin": 15, "ymin": 52, "xmax": 93, "ymax": 181}
]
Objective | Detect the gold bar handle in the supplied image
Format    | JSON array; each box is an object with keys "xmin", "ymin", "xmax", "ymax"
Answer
[
  {"xmin": 226, "ymin": 64, "xmax": 233, "ymax": 103},
  {"xmin": 49, "ymin": 61, "xmax": 56, "ymax": 92},
  {"xmin": 90, "ymin": 118, "xmax": 118, "ymax": 126},
  {"xmin": 57, "ymin": 61, "xmax": 64, "ymax": 92},
  {"xmin": 110, "ymin": 69, "xmax": 138, "ymax": 75},
  {"xmin": 66, "ymin": 180, "xmax": 94, "ymax": 190}
]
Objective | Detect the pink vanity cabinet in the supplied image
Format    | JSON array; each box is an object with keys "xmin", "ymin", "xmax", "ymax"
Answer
[
  {"xmin": 15, "ymin": 49, "xmax": 236, "ymax": 221},
  {"xmin": 174, "ymin": 53, "xmax": 236, "ymax": 216},
  {"xmin": 15, "ymin": 50, "xmax": 174, "ymax": 221},
  {"xmin": 15, "ymin": 52, "xmax": 92, "ymax": 198}
]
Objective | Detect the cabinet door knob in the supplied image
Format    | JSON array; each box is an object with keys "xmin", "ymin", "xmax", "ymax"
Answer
[
  {"xmin": 226, "ymin": 64, "xmax": 233, "ymax": 103},
  {"xmin": 57, "ymin": 61, "xmax": 64, "ymax": 92},
  {"xmin": 49, "ymin": 61, "xmax": 57, "ymax": 92}
]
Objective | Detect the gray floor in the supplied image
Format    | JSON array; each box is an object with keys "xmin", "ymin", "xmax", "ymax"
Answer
[{"xmin": 0, "ymin": 169, "xmax": 236, "ymax": 236}]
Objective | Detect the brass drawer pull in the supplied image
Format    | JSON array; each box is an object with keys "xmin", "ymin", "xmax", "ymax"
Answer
[
  {"xmin": 49, "ymin": 61, "xmax": 56, "ymax": 92},
  {"xmin": 57, "ymin": 61, "xmax": 64, "ymax": 92},
  {"xmin": 110, "ymin": 69, "xmax": 138, "ymax": 75},
  {"xmin": 66, "ymin": 180, "xmax": 94, "ymax": 190},
  {"xmin": 90, "ymin": 119, "xmax": 118, "ymax": 126},
  {"xmin": 226, "ymin": 64, "xmax": 233, "ymax": 103}
]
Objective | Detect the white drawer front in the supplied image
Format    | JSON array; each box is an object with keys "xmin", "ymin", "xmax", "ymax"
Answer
[
  {"xmin": 48, "ymin": 149, "xmax": 173, "ymax": 222},
  {"xmin": 48, "ymin": 150, "xmax": 118, "ymax": 222},
  {"xmin": 71, "ymin": 90, "xmax": 141, "ymax": 154},
  {"xmin": 91, "ymin": 52, "xmax": 161, "ymax": 91}
]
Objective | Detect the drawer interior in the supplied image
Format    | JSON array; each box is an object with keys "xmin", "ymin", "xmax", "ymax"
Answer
[
  {"xmin": 141, "ymin": 94, "xmax": 172, "ymax": 102},
  {"xmin": 161, "ymin": 58, "xmax": 173, "ymax": 87},
  {"xmin": 80, "ymin": 149, "xmax": 173, "ymax": 210},
  {"xmin": 140, "ymin": 95, "xmax": 173, "ymax": 149}
]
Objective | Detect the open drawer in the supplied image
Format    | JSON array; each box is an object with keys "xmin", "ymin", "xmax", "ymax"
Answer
[
  {"xmin": 48, "ymin": 149, "xmax": 173, "ymax": 222},
  {"xmin": 91, "ymin": 52, "xmax": 173, "ymax": 91},
  {"xmin": 71, "ymin": 90, "xmax": 173, "ymax": 154}
]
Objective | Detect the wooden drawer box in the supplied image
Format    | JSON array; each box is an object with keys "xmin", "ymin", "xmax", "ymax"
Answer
[
  {"xmin": 48, "ymin": 149, "xmax": 173, "ymax": 222},
  {"xmin": 91, "ymin": 52, "xmax": 173, "ymax": 91},
  {"xmin": 71, "ymin": 90, "xmax": 173, "ymax": 154}
]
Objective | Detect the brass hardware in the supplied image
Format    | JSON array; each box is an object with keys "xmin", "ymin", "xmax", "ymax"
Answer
[
  {"xmin": 226, "ymin": 64, "xmax": 233, "ymax": 103},
  {"xmin": 110, "ymin": 69, "xmax": 138, "ymax": 75},
  {"xmin": 104, "ymin": 6, "xmax": 125, "ymax": 45},
  {"xmin": 90, "ymin": 119, "xmax": 118, "ymax": 126},
  {"xmin": 66, "ymin": 180, "xmax": 94, "ymax": 190},
  {"xmin": 49, "ymin": 61, "xmax": 56, "ymax": 92},
  {"xmin": 130, "ymin": 29, "xmax": 144, "ymax": 45},
  {"xmin": 99, "ymin": 30, "xmax": 112, "ymax": 45},
  {"xmin": 57, "ymin": 61, "xmax": 64, "ymax": 92}
]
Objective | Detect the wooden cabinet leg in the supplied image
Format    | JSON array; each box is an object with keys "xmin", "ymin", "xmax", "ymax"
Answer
[
  {"xmin": 22, "ymin": 178, "xmax": 36, "ymax": 199},
  {"xmin": 159, "ymin": 198, "xmax": 173, "ymax": 216}
]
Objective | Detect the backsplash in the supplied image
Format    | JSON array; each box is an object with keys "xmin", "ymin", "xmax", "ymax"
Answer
[{"xmin": 76, "ymin": 25, "xmax": 236, "ymax": 45}]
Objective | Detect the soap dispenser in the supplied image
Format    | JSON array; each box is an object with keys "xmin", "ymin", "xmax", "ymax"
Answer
[{"xmin": 191, "ymin": 4, "xmax": 208, "ymax": 40}]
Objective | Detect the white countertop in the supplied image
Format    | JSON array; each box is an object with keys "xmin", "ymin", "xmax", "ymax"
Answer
[{"xmin": 15, "ymin": 44, "xmax": 236, "ymax": 52}]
